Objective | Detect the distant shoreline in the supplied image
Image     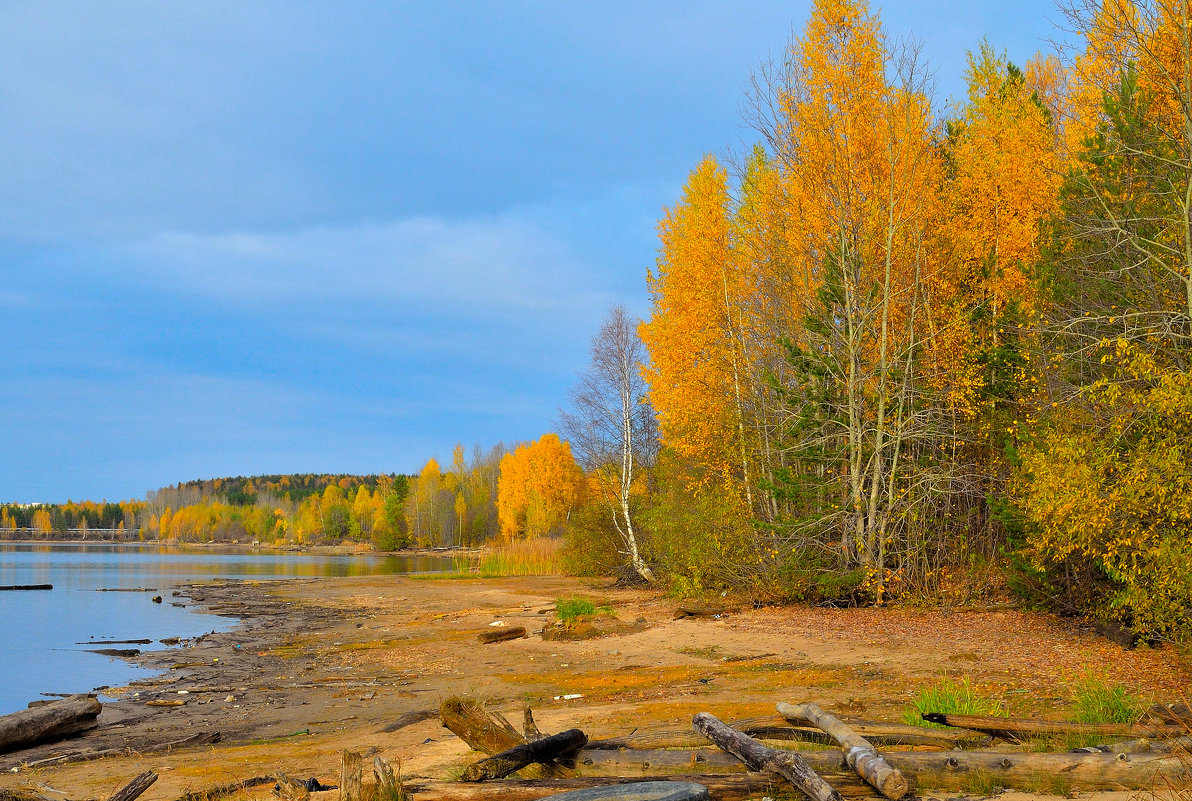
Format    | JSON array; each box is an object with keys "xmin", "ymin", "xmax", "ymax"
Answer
[{"xmin": 0, "ymin": 537, "xmax": 478, "ymax": 558}]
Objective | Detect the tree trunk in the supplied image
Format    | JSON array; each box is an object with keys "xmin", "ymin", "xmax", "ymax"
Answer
[
  {"xmin": 776, "ymin": 702, "xmax": 907, "ymax": 799},
  {"xmin": 340, "ymin": 751, "xmax": 363, "ymax": 801},
  {"xmin": 462, "ymin": 729, "xmax": 588, "ymax": 781},
  {"xmin": 0, "ymin": 695, "xmax": 102, "ymax": 754},
  {"xmin": 692, "ymin": 713, "xmax": 841, "ymax": 801}
]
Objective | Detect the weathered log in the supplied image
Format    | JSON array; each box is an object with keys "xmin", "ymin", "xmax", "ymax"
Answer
[
  {"xmin": 21, "ymin": 731, "xmax": 221, "ymax": 768},
  {"xmin": 777, "ymin": 702, "xmax": 907, "ymax": 799},
  {"xmin": 380, "ymin": 708, "xmax": 437, "ymax": 733},
  {"xmin": 478, "ymin": 626, "xmax": 527, "ymax": 644},
  {"xmin": 587, "ymin": 715, "xmax": 970, "ymax": 751},
  {"xmin": 922, "ymin": 712, "xmax": 1187, "ymax": 740},
  {"xmin": 174, "ymin": 775, "xmax": 275, "ymax": 801},
  {"xmin": 1073, "ymin": 735, "xmax": 1192, "ymax": 754},
  {"xmin": 408, "ymin": 774, "xmax": 807, "ymax": 801},
  {"xmin": 524, "ymin": 707, "xmax": 544, "ymax": 740},
  {"xmin": 374, "ymin": 756, "xmax": 401, "ymax": 797},
  {"xmin": 692, "ymin": 713, "xmax": 841, "ymax": 801},
  {"xmin": 578, "ymin": 746, "xmax": 1192, "ymax": 792},
  {"xmin": 0, "ymin": 584, "xmax": 52, "ymax": 591},
  {"xmin": 463, "ymin": 729, "xmax": 588, "ymax": 781},
  {"xmin": 0, "ymin": 694, "xmax": 101, "ymax": 754},
  {"xmin": 440, "ymin": 697, "xmax": 570, "ymax": 778},
  {"xmin": 107, "ymin": 771, "xmax": 157, "ymax": 801},
  {"xmin": 440, "ymin": 697, "xmax": 524, "ymax": 755},
  {"xmin": 341, "ymin": 751, "xmax": 363, "ymax": 801}
]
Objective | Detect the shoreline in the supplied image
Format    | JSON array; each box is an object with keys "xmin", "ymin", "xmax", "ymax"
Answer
[
  {"xmin": 0, "ymin": 537, "xmax": 476, "ymax": 558},
  {"xmin": 1, "ymin": 573, "xmax": 1190, "ymax": 799}
]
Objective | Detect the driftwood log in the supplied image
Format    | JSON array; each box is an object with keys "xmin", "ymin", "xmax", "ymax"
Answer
[
  {"xmin": 587, "ymin": 715, "xmax": 972, "ymax": 750},
  {"xmin": 175, "ymin": 775, "xmax": 276, "ymax": 801},
  {"xmin": 575, "ymin": 746, "xmax": 1192, "ymax": 792},
  {"xmin": 692, "ymin": 713, "xmax": 841, "ymax": 801},
  {"xmin": 19, "ymin": 731, "xmax": 221, "ymax": 769},
  {"xmin": 922, "ymin": 712, "xmax": 1187, "ymax": 741},
  {"xmin": 406, "ymin": 774, "xmax": 858, "ymax": 801},
  {"xmin": 381, "ymin": 708, "xmax": 437, "ymax": 733},
  {"xmin": 440, "ymin": 698, "xmax": 524, "ymax": 755},
  {"xmin": 440, "ymin": 698, "xmax": 572, "ymax": 778},
  {"xmin": 107, "ymin": 771, "xmax": 157, "ymax": 801},
  {"xmin": 0, "ymin": 695, "xmax": 101, "ymax": 754},
  {"xmin": 463, "ymin": 729, "xmax": 588, "ymax": 781},
  {"xmin": 777, "ymin": 702, "xmax": 907, "ymax": 799},
  {"xmin": 478, "ymin": 626, "xmax": 527, "ymax": 644}
]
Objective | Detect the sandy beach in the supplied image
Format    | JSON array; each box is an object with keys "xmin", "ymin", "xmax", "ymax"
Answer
[{"xmin": 2, "ymin": 574, "xmax": 1189, "ymax": 800}]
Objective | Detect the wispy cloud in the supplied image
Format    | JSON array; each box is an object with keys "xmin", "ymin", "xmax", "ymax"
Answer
[{"xmin": 120, "ymin": 214, "xmax": 611, "ymax": 317}]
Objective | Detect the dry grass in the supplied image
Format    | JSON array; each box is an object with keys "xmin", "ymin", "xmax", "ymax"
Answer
[{"xmin": 449, "ymin": 539, "xmax": 563, "ymax": 577}]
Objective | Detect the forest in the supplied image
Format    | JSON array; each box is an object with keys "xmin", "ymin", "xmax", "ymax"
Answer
[{"xmin": 5, "ymin": 0, "xmax": 1192, "ymax": 648}]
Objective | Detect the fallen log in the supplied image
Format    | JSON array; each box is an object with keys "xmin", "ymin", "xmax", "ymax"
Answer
[
  {"xmin": 381, "ymin": 707, "xmax": 437, "ymax": 733},
  {"xmin": 922, "ymin": 712, "xmax": 1187, "ymax": 741},
  {"xmin": 0, "ymin": 695, "xmax": 101, "ymax": 754},
  {"xmin": 587, "ymin": 715, "xmax": 971, "ymax": 750},
  {"xmin": 440, "ymin": 697, "xmax": 525, "ymax": 755},
  {"xmin": 407, "ymin": 774, "xmax": 811, "ymax": 801},
  {"xmin": 1073, "ymin": 735, "xmax": 1192, "ymax": 755},
  {"xmin": 777, "ymin": 702, "xmax": 907, "ymax": 799},
  {"xmin": 20, "ymin": 731, "xmax": 222, "ymax": 768},
  {"xmin": 463, "ymin": 729, "xmax": 588, "ymax": 781},
  {"xmin": 107, "ymin": 771, "xmax": 157, "ymax": 801},
  {"xmin": 692, "ymin": 712, "xmax": 841, "ymax": 801},
  {"xmin": 440, "ymin": 697, "xmax": 571, "ymax": 778},
  {"xmin": 577, "ymin": 746, "xmax": 1192, "ymax": 792},
  {"xmin": 478, "ymin": 626, "xmax": 527, "ymax": 644},
  {"xmin": 0, "ymin": 585, "xmax": 52, "ymax": 591},
  {"xmin": 174, "ymin": 775, "xmax": 275, "ymax": 801}
]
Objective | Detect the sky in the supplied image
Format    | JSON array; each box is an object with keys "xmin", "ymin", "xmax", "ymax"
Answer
[{"xmin": 0, "ymin": 1, "xmax": 1075, "ymax": 503}]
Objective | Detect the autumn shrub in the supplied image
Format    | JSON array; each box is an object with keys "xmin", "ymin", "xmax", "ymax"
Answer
[
  {"xmin": 1014, "ymin": 345, "xmax": 1192, "ymax": 646},
  {"xmin": 905, "ymin": 676, "xmax": 1004, "ymax": 727},
  {"xmin": 638, "ymin": 462, "xmax": 767, "ymax": 597},
  {"xmin": 561, "ymin": 500, "xmax": 631, "ymax": 577}
]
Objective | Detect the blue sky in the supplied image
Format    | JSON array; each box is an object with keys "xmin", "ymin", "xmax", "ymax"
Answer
[{"xmin": 1, "ymin": 1, "xmax": 1073, "ymax": 503}]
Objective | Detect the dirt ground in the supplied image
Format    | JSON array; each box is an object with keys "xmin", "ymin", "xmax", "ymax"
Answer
[{"xmin": 1, "ymin": 574, "xmax": 1188, "ymax": 801}]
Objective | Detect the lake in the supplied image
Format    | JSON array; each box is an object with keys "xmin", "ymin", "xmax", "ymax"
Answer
[{"xmin": 0, "ymin": 542, "xmax": 451, "ymax": 716}]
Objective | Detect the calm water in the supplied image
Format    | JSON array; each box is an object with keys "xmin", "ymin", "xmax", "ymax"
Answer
[{"xmin": 0, "ymin": 542, "xmax": 450, "ymax": 716}]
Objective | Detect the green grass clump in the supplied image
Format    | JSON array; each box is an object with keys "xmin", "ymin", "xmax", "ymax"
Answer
[
  {"xmin": 905, "ymin": 676, "xmax": 1004, "ymax": 728},
  {"xmin": 1070, "ymin": 672, "xmax": 1145, "ymax": 724},
  {"xmin": 556, "ymin": 596, "xmax": 597, "ymax": 622}
]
